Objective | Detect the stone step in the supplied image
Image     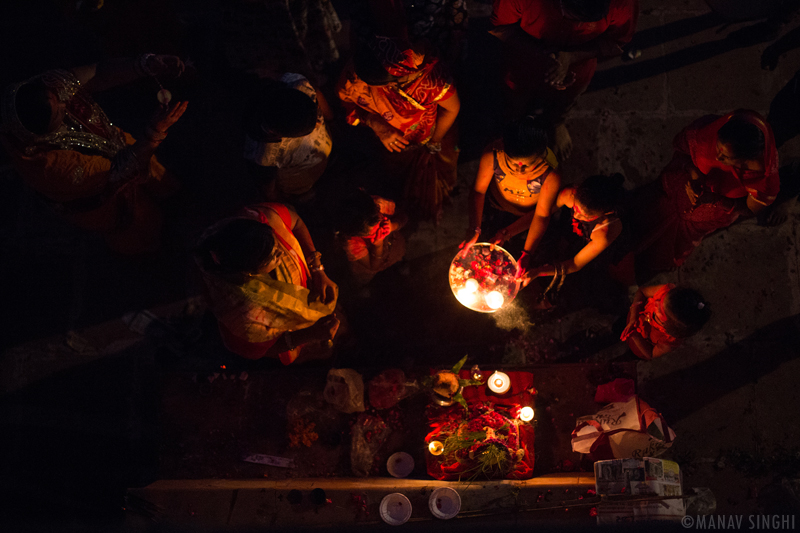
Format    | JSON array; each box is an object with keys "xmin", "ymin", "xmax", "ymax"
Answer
[{"xmin": 126, "ymin": 474, "xmax": 597, "ymax": 528}]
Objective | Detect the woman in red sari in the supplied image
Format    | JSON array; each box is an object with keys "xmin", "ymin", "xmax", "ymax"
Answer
[
  {"xmin": 337, "ymin": 36, "xmax": 460, "ymax": 219},
  {"xmin": 635, "ymin": 110, "xmax": 780, "ymax": 275},
  {"xmin": 620, "ymin": 284, "xmax": 710, "ymax": 360}
]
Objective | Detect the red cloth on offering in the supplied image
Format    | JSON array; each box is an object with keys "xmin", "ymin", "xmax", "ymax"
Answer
[{"xmin": 426, "ymin": 370, "xmax": 536, "ymax": 480}]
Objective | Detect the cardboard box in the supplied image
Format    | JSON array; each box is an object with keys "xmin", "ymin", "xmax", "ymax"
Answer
[{"xmin": 594, "ymin": 457, "xmax": 684, "ymax": 524}]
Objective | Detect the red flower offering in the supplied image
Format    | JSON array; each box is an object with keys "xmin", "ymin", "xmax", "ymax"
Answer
[{"xmin": 449, "ymin": 244, "xmax": 520, "ymax": 313}]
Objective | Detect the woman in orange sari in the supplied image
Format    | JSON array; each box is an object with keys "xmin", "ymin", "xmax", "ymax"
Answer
[
  {"xmin": 634, "ymin": 109, "xmax": 779, "ymax": 275},
  {"xmin": 337, "ymin": 36, "xmax": 460, "ymax": 219},
  {"xmin": 1, "ymin": 56, "xmax": 187, "ymax": 254},
  {"xmin": 196, "ymin": 203, "xmax": 339, "ymax": 364}
]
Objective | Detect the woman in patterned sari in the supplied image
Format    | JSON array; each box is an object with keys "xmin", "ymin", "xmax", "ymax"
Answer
[
  {"xmin": 337, "ymin": 36, "xmax": 460, "ymax": 219},
  {"xmin": 1, "ymin": 55, "xmax": 187, "ymax": 254},
  {"xmin": 196, "ymin": 203, "xmax": 339, "ymax": 364}
]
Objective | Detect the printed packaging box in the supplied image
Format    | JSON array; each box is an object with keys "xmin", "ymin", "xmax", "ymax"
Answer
[{"xmin": 594, "ymin": 457, "xmax": 685, "ymax": 524}]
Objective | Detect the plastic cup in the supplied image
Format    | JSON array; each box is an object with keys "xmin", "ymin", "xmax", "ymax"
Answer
[
  {"xmin": 380, "ymin": 493, "xmax": 412, "ymax": 525},
  {"xmin": 387, "ymin": 452, "xmax": 415, "ymax": 478},
  {"xmin": 429, "ymin": 487, "xmax": 461, "ymax": 520}
]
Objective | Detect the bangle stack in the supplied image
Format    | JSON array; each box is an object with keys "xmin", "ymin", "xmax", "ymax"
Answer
[
  {"xmin": 308, "ymin": 250, "xmax": 324, "ymax": 273},
  {"xmin": 427, "ymin": 141, "xmax": 442, "ymax": 153}
]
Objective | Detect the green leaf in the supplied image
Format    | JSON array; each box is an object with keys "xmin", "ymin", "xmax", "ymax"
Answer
[
  {"xmin": 451, "ymin": 355, "xmax": 469, "ymax": 374},
  {"xmin": 453, "ymin": 391, "xmax": 469, "ymax": 414}
]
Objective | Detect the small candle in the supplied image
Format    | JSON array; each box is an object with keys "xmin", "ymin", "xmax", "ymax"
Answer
[
  {"xmin": 487, "ymin": 371, "xmax": 510, "ymax": 394},
  {"xmin": 486, "ymin": 291, "xmax": 504, "ymax": 310},
  {"xmin": 519, "ymin": 406, "xmax": 534, "ymax": 422},
  {"xmin": 428, "ymin": 441, "xmax": 444, "ymax": 455},
  {"xmin": 456, "ymin": 288, "xmax": 477, "ymax": 306},
  {"xmin": 464, "ymin": 278, "xmax": 479, "ymax": 293}
]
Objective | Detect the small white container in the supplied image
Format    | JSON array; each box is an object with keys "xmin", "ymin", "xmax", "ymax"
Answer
[
  {"xmin": 429, "ymin": 487, "xmax": 461, "ymax": 519},
  {"xmin": 387, "ymin": 452, "xmax": 415, "ymax": 478},
  {"xmin": 380, "ymin": 493, "xmax": 413, "ymax": 525}
]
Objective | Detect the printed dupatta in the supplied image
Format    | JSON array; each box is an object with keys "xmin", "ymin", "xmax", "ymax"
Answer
[
  {"xmin": 1, "ymin": 69, "xmax": 126, "ymax": 159},
  {"xmin": 199, "ymin": 203, "xmax": 337, "ymax": 346}
]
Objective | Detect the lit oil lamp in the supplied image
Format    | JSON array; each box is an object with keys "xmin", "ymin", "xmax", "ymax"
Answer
[
  {"xmin": 487, "ymin": 371, "xmax": 510, "ymax": 394},
  {"xmin": 449, "ymin": 244, "xmax": 520, "ymax": 313},
  {"xmin": 428, "ymin": 441, "xmax": 444, "ymax": 455},
  {"xmin": 518, "ymin": 406, "xmax": 534, "ymax": 422}
]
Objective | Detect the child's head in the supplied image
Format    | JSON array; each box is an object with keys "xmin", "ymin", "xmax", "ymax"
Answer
[
  {"xmin": 663, "ymin": 287, "xmax": 711, "ymax": 338},
  {"xmin": 573, "ymin": 173, "xmax": 626, "ymax": 220},
  {"xmin": 502, "ymin": 115, "xmax": 549, "ymax": 161},
  {"xmin": 244, "ymin": 81, "xmax": 317, "ymax": 142},
  {"xmin": 336, "ymin": 189, "xmax": 382, "ymax": 237}
]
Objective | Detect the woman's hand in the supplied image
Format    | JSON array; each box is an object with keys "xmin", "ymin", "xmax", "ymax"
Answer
[
  {"xmin": 458, "ymin": 229, "xmax": 480, "ymax": 258},
  {"xmin": 684, "ymin": 166, "xmax": 705, "ymax": 206},
  {"xmin": 515, "ymin": 251, "xmax": 531, "ymax": 279},
  {"xmin": 145, "ymin": 55, "xmax": 185, "ymax": 78},
  {"xmin": 309, "ymin": 314, "xmax": 340, "ymax": 343},
  {"xmin": 372, "ymin": 217, "xmax": 392, "ymax": 243},
  {"xmin": 544, "ymin": 52, "xmax": 575, "ymax": 89},
  {"xmin": 684, "ymin": 180, "xmax": 701, "ymax": 206},
  {"xmin": 369, "ymin": 117, "xmax": 409, "ymax": 152},
  {"xmin": 150, "ymin": 100, "xmax": 189, "ymax": 133},
  {"xmin": 490, "ymin": 228, "xmax": 511, "ymax": 246},
  {"xmin": 620, "ymin": 311, "xmax": 640, "ymax": 339},
  {"xmin": 311, "ymin": 270, "xmax": 336, "ymax": 305}
]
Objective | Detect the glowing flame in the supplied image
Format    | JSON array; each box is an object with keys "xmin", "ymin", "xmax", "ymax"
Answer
[
  {"xmin": 456, "ymin": 288, "xmax": 477, "ymax": 306},
  {"xmin": 428, "ymin": 441, "xmax": 444, "ymax": 455},
  {"xmin": 519, "ymin": 406, "xmax": 534, "ymax": 422},
  {"xmin": 487, "ymin": 371, "xmax": 510, "ymax": 394},
  {"xmin": 486, "ymin": 291, "xmax": 504, "ymax": 309},
  {"xmin": 464, "ymin": 278, "xmax": 479, "ymax": 293}
]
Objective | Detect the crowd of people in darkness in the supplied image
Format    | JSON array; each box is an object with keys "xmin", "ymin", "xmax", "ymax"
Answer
[{"xmin": 3, "ymin": 0, "xmax": 799, "ymax": 365}]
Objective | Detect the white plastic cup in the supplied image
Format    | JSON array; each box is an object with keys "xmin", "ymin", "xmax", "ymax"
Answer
[
  {"xmin": 429, "ymin": 487, "xmax": 461, "ymax": 519},
  {"xmin": 387, "ymin": 452, "xmax": 415, "ymax": 478},
  {"xmin": 380, "ymin": 493, "xmax": 413, "ymax": 525}
]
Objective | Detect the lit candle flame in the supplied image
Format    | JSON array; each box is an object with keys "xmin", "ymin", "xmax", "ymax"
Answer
[
  {"xmin": 486, "ymin": 291, "xmax": 504, "ymax": 310},
  {"xmin": 519, "ymin": 406, "xmax": 534, "ymax": 422},
  {"xmin": 456, "ymin": 288, "xmax": 477, "ymax": 306},
  {"xmin": 428, "ymin": 441, "xmax": 444, "ymax": 455},
  {"xmin": 464, "ymin": 278, "xmax": 479, "ymax": 293},
  {"xmin": 487, "ymin": 371, "xmax": 510, "ymax": 394}
]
